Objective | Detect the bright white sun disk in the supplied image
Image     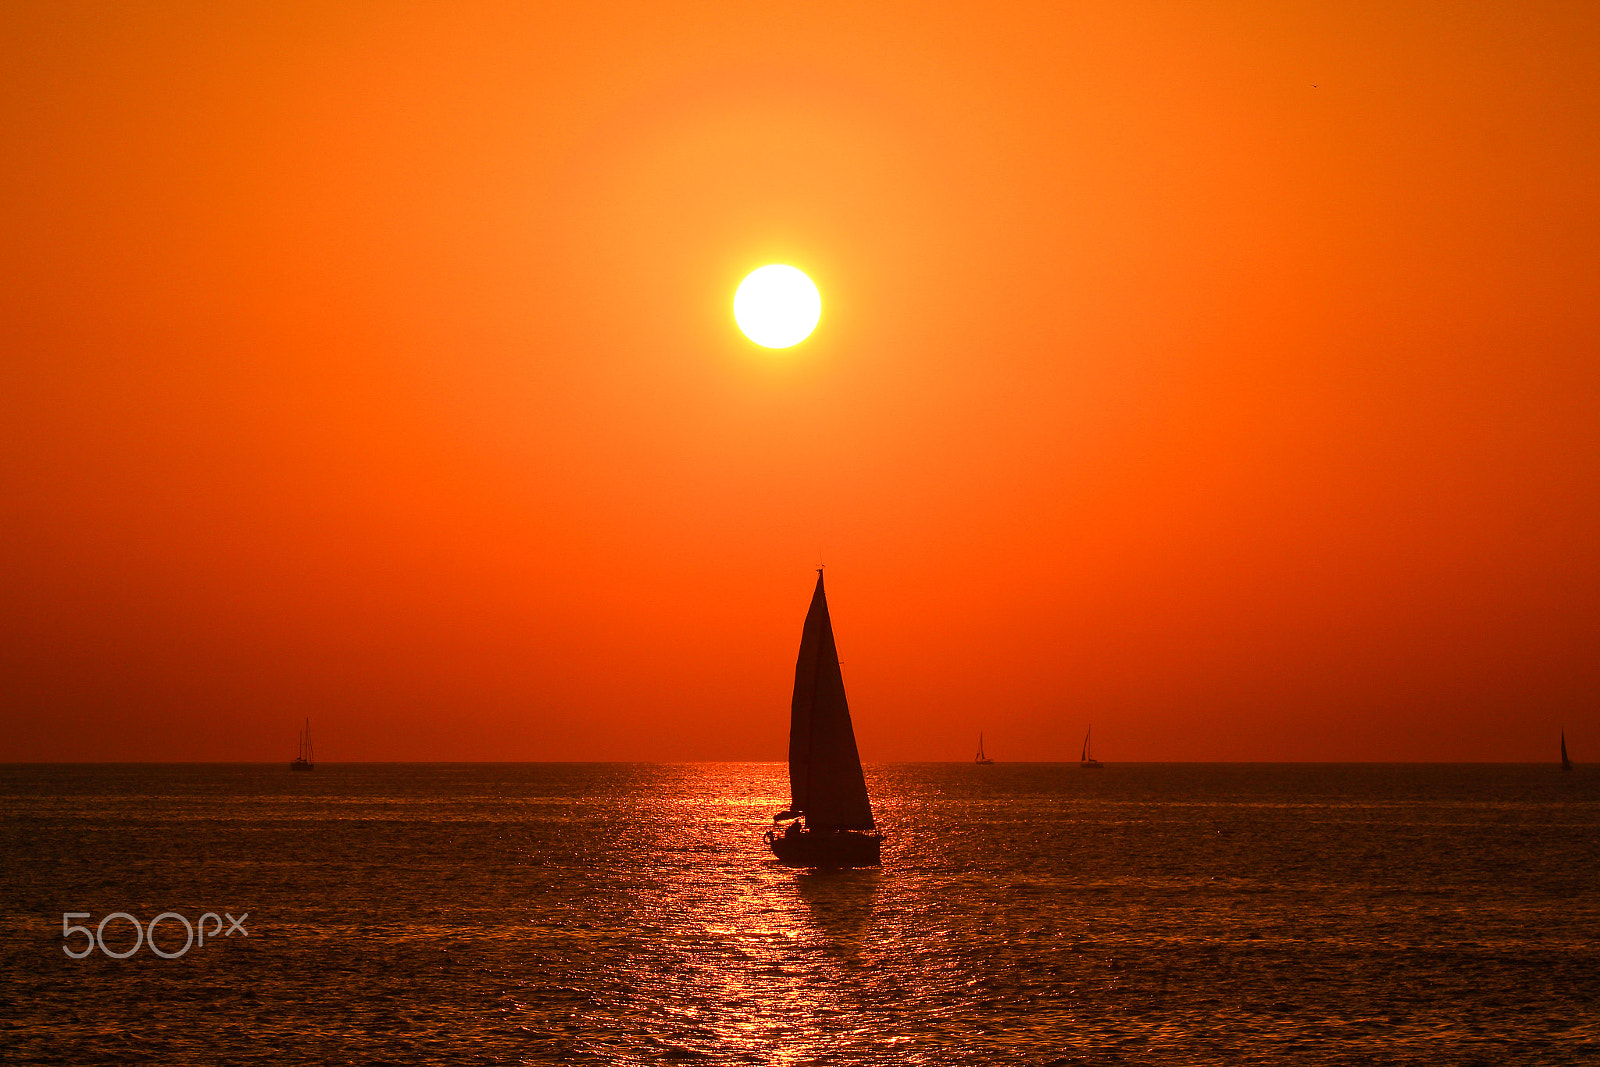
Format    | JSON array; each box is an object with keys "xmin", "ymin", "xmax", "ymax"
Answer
[{"xmin": 734, "ymin": 265, "xmax": 821, "ymax": 348}]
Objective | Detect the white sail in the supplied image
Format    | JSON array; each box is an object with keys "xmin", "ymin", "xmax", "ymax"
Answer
[{"xmin": 787, "ymin": 572, "xmax": 875, "ymax": 831}]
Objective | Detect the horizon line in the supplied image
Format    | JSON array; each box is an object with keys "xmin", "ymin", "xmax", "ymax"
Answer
[{"xmin": 0, "ymin": 759, "xmax": 1579, "ymax": 767}]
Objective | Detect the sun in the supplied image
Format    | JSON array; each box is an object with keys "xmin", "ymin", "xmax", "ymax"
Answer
[{"xmin": 733, "ymin": 265, "xmax": 821, "ymax": 349}]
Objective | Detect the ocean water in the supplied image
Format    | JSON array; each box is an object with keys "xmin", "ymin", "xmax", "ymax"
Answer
[{"xmin": 1, "ymin": 762, "xmax": 1597, "ymax": 1065}]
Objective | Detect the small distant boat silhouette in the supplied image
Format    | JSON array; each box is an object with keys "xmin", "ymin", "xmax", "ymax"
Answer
[
  {"xmin": 1080, "ymin": 725, "xmax": 1103, "ymax": 770},
  {"xmin": 763, "ymin": 570, "xmax": 882, "ymax": 868},
  {"xmin": 975, "ymin": 732, "xmax": 994, "ymax": 764},
  {"xmin": 1562, "ymin": 731, "xmax": 1573, "ymax": 772},
  {"xmin": 290, "ymin": 718, "xmax": 315, "ymax": 772}
]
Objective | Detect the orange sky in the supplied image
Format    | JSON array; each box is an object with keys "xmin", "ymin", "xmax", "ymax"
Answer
[{"xmin": 3, "ymin": 2, "xmax": 1597, "ymax": 762}]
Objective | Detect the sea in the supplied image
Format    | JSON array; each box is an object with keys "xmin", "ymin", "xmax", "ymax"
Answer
[{"xmin": 1, "ymin": 763, "xmax": 1596, "ymax": 1065}]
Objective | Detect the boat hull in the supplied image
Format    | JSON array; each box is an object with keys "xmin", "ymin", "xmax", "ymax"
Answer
[
  {"xmin": 765, "ymin": 828, "xmax": 881, "ymax": 868},
  {"xmin": 290, "ymin": 760, "xmax": 314, "ymax": 772}
]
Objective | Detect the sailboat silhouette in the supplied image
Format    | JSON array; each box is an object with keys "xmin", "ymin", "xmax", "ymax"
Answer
[
  {"xmin": 1080, "ymin": 725, "xmax": 1102, "ymax": 770},
  {"xmin": 290, "ymin": 718, "xmax": 314, "ymax": 772},
  {"xmin": 764, "ymin": 571, "xmax": 882, "ymax": 868}
]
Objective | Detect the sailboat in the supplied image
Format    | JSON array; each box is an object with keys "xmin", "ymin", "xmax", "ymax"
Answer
[
  {"xmin": 764, "ymin": 571, "xmax": 882, "ymax": 868},
  {"xmin": 975, "ymin": 733, "xmax": 994, "ymax": 764},
  {"xmin": 1562, "ymin": 731, "xmax": 1573, "ymax": 772},
  {"xmin": 1080, "ymin": 725, "xmax": 1102, "ymax": 770},
  {"xmin": 290, "ymin": 718, "xmax": 315, "ymax": 772}
]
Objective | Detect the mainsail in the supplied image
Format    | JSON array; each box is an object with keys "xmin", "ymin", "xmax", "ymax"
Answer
[{"xmin": 786, "ymin": 571, "xmax": 875, "ymax": 831}]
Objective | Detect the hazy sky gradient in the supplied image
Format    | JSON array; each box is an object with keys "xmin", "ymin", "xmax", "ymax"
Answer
[{"xmin": 3, "ymin": 2, "xmax": 1597, "ymax": 761}]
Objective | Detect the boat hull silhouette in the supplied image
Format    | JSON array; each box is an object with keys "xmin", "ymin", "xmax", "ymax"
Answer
[{"xmin": 765, "ymin": 826, "xmax": 881, "ymax": 868}]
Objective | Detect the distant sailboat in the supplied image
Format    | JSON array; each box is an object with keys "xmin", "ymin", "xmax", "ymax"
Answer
[
  {"xmin": 975, "ymin": 733, "xmax": 994, "ymax": 764},
  {"xmin": 290, "ymin": 718, "xmax": 315, "ymax": 772},
  {"xmin": 1562, "ymin": 731, "xmax": 1573, "ymax": 772},
  {"xmin": 1080, "ymin": 725, "xmax": 1102, "ymax": 770},
  {"xmin": 764, "ymin": 571, "xmax": 882, "ymax": 868}
]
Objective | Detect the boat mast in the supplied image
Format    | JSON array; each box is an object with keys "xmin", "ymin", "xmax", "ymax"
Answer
[{"xmin": 800, "ymin": 568, "xmax": 825, "ymax": 818}]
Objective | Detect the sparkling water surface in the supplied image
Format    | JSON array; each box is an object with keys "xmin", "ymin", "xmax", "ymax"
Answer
[{"xmin": 2, "ymin": 763, "xmax": 1597, "ymax": 1065}]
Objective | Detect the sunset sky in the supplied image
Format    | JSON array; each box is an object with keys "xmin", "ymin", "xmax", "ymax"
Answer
[{"xmin": 3, "ymin": 2, "xmax": 1597, "ymax": 762}]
